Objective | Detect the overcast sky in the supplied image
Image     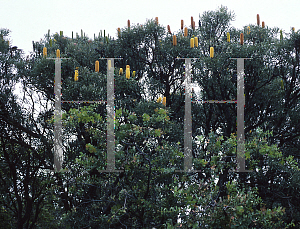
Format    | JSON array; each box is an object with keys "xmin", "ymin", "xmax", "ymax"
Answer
[{"xmin": 1, "ymin": 0, "xmax": 300, "ymax": 55}]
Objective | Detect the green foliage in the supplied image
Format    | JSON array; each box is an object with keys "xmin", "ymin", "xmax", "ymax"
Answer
[{"xmin": 1, "ymin": 5, "xmax": 300, "ymax": 228}]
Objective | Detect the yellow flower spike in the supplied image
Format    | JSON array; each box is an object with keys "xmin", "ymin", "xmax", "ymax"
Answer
[
  {"xmin": 257, "ymin": 14, "xmax": 260, "ymax": 26},
  {"xmin": 173, "ymin": 35, "xmax": 177, "ymax": 46},
  {"xmin": 190, "ymin": 38, "xmax": 194, "ymax": 48},
  {"xmin": 74, "ymin": 69, "xmax": 79, "ymax": 81},
  {"xmin": 49, "ymin": 39, "xmax": 52, "ymax": 47},
  {"xmin": 119, "ymin": 68, "xmax": 123, "ymax": 75},
  {"xmin": 227, "ymin": 32, "xmax": 230, "ymax": 42},
  {"xmin": 181, "ymin": 20, "xmax": 184, "ymax": 30},
  {"xmin": 56, "ymin": 49, "xmax": 60, "ymax": 58},
  {"xmin": 184, "ymin": 27, "xmax": 188, "ymax": 37},
  {"xmin": 95, "ymin": 60, "xmax": 99, "ymax": 72},
  {"xmin": 126, "ymin": 66, "xmax": 130, "ymax": 79},
  {"xmin": 292, "ymin": 27, "xmax": 295, "ymax": 32},
  {"xmin": 162, "ymin": 97, "xmax": 166, "ymax": 106},
  {"xmin": 210, "ymin": 47, "xmax": 214, "ymax": 58},
  {"xmin": 240, "ymin": 33, "xmax": 244, "ymax": 45},
  {"xmin": 194, "ymin": 37, "xmax": 198, "ymax": 47},
  {"xmin": 108, "ymin": 60, "xmax": 111, "ymax": 70},
  {"xmin": 43, "ymin": 47, "xmax": 47, "ymax": 58},
  {"xmin": 155, "ymin": 17, "xmax": 159, "ymax": 25},
  {"xmin": 157, "ymin": 97, "xmax": 162, "ymax": 103},
  {"xmin": 132, "ymin": 71, "xmax": 136, "ymax": 77}
]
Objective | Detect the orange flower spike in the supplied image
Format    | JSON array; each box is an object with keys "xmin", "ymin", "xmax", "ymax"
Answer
[
  {"xmin": 117, "ymin": 28, "xmax": 121, "ymax": 37},
  {"xmin": 173, "ymin": 35, "xmax": 177, "ymax": 46},
  {"xmin": 184, "ymin": 27, "xmax": 188, "ymax": 37},
  {"xmin": 191, "ymin": 16, "xmax": 194, "ymax": 29},
  {"xmin": 128, "ymin": 20, "xmax": 130, "ymax": 29},
  {"xmin": 262, "ymin": 21, "xmax": 265, "ymax": 28},
  {"xmin": 181, "ymin": 20, "xmax": 184, "ymax": 30},
  {"xmin": 155, "ymin": 17, "xmax": 158, "ymax": 25},
  {"xmin": 167, "ymin": 25, "xmax": 171, "ymax": 34},
  {"xmin": 240, "ymin": 33, "xmax": 244, "ymax": 45},
  {"xmin": 162, "ymin": 97, "xmax": 166, "ymax": 106},
  {"xmin": 257, "ymin": 14, "xmax": 260, "ymax": 26},
  {"xmin": 95, "ymin": 61, "xmax": 99, "ymax": 72}
]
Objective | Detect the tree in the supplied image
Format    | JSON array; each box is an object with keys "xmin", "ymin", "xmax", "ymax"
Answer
[
  {"xmin": 1, "ymin": 5, "xmax": 300, "ymax": 228},
  {"xmin": 0, "ymin": 29, "xmax": 57, "ymax": 229}
]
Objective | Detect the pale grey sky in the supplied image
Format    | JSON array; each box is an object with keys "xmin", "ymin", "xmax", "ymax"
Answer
[{"xmin": 1, "ymin": 0, "xmax": 300, "ymax": 55}]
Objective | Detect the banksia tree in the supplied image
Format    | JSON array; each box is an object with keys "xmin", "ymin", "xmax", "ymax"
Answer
[
  {"xmin": 95, "ymin": 61, "xmax": 99, "ymax": 72},
  {"xmin": 173, "ymin": 35, "xmax": 177, "ymax": 46},
  {"xmin": 184, "ymin": 27, "xmax": 188, "ymax": 37},
  {"xmin": 210, "ymin": 47, "xmax": 214, "ymax": 58},
  {"xmin": 240, "ymin": 33, "xmax": 244, "ymax": 45},
  {"xmin": 257, "ymin": 14, "xmax": 260, "ymax": 26}
]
